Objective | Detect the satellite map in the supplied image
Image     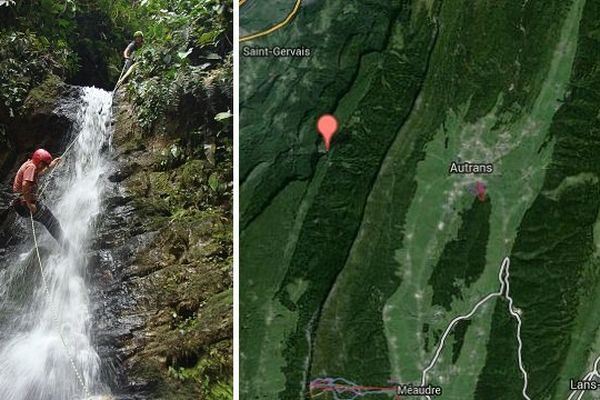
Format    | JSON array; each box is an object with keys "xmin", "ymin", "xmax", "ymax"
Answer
[{"xmin": 239, "ymin": 0, "xmax": 600, "ymax": 399}]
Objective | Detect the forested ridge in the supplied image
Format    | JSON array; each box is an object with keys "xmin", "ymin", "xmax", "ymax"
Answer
[{"xmin": 0, "ymin": 0, "xmax": 233, "ymax": 399}]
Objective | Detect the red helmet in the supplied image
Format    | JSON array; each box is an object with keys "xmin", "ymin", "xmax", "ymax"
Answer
[{"xmin": 31, "ymin": 149, "xmax": 53, "ymax": 166}]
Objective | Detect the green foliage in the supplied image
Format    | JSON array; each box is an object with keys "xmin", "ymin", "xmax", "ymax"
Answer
[
  {"xmin": 127, "ymin": 0, "xmax": 233, "ymax": 131},
  {"xmin": 158, "ymin": 141, "xmax": 186, "ymax": 170},
  {"xmin": 157, "ymin": 153, "xmax": 232, "ymax": 220},
  {"xmin": 208, "ymin": 380, "xmax": 233, "ymax": 400},
  {"xmin": 175, "ymin": 313, "xmax": 198, "ymax": 334},
  {"xmin": 138, "ymin": 0, "xmax": 231, "ymax": 50},
  {"xmin": 0, "ymin": 0, "xmax": 138, "ymax": 108},
  {"xmin": 133, "ymin": 75, "xmax": 180, "ymax": 130},
  {"xmin": 0, "ymin": 0, "xmax": 232, "ymax": 120},
  {"xmin": 0, "ymin": 31, "xmax": 75, "ymax": 116},
  {"xmin": 167, "ymin": 341, "xmax": 233, "ymax": 399}
]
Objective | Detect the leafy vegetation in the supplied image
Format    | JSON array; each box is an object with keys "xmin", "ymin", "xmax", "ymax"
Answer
[
  {"xmin": 0, "ymin": 0, "xmax": 232, "ymax": 118},
  {"xmin": 0, "ymin": 0, "xmax": 131, "ymax": 104},
  {"xmin": 124, "ymin": 1, "xmax": 234, "ymax": 224},
  {"xmin": 127, "ymin": 0, "xmax": 232, "ymax": 132},
  {"xmin": 0, "ymin": 31, "xmax": 75, "ymax": 117},
  {"xmin": 168, "ymin": 341, "xmax": 233, "ymax": 399}
]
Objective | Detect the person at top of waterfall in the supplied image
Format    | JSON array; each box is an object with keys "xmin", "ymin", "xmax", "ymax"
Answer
[
  {"xmin": 12, "ymin": 149, "xmax": 68, "ymax": 248},
  {"xmin": 123, "ymin": 31, "xmax": 144, "ymax": 72}
]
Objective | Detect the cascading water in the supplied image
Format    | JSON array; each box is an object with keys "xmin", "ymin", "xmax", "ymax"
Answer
[{"xmin": 0, "ymin": 87, "xmax": 113, "ymax": 400}]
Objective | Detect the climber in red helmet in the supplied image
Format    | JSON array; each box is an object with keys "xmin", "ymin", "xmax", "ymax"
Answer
[{"xmin": 12, "ymin": 149, "xmax": 67, "ymax": 248}]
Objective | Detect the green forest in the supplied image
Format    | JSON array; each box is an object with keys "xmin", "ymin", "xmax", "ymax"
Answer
[{"xmin": 0, "ymin": 0, "xmax": 232, "ymax": 116}]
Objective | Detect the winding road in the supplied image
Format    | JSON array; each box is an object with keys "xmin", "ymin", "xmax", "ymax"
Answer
[
  {"xmin": 310, "ymin": 257, "xmax": 532, "ymax": 400},
  {"xmin": 239, "ymin": 0, "xmax": 302, "ymax": 42}
]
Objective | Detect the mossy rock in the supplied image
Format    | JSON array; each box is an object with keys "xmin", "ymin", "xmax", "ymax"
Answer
[
  {"xmin": 149, "ymin": 171, "xmax": 175, "ymax": 198},
  {"xmin": 22, "ymin": 74, "xmax": 66, "ymax": 116},
  {"xmin": 178, "ymin": 159, "xmax": 207, "ymax": 188},
  {"xmin": 162, "ymin": 339, "xmax": 233, "ymax": 400}
]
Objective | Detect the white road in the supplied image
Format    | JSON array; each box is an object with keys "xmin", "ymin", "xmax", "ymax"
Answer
[{"xmin": 420, "ymin": 257, "xmax": 531, "ymax": 400}]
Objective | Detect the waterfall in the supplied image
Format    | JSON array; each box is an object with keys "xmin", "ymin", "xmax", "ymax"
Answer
[{"xmin": 0, "ymin": 87, "xmax": 113, "ymax": 400}]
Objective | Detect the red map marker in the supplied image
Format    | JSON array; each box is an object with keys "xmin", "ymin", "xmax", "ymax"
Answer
[
  {"xmin": 475, "ymin": 181, "xmax": 487, "ymax": 202},
  {"xmin": 317, "ymin": 114, "xmax": 339, "ymax": 151}
]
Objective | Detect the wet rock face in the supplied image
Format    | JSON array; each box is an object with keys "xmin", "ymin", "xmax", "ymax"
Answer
[
  {"xmin": 0, "ymin": 75, "xmax": 82, "ymax": 171},
  {"xmin": 0, "ymin": 186, "xmax": 27, "ymax": 265},
  {"xmin": 0, "ymin": 76, "xmax": 81, "ymax": 253},
  {"xmin": 92, "ymin": 86, "xmax": 232, "ymax": 399},
  {"xmin": 15, "ymin": 76, "xmax": 82, "ymax": 150}
]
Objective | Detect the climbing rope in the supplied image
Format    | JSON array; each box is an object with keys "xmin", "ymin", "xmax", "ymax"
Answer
[
  {"xmin": 37, "ymin": 127, "xmax": 86, "ymax": 198},
  {"xmin": 29, "ymin": 212, "xmax": 92, "ymax": 399},
  {"xmin": 112, "ymin": 62, "xmax": 129, "ymax": 94}
]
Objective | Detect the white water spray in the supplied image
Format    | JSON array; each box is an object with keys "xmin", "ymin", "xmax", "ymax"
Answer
[{"xmin": 0, "ymin": 87, "xmax": 113, "ymax": 400}]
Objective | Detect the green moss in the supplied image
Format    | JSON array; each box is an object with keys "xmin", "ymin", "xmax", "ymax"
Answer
[
  {"xmin": 130, "ymin": 156, "xmax": 231, "ymax": 230},
  {"xmin": 22, "ymin": 74, "xmax": 65, "ymax": 115},
  {"xmin": 0, "ymin": 30, "xmax": 75, "ymax": 117},
  {"xmin": 167, "ymin": 340, "xmax": 233, "ymax": 399},
  {"xmin": 179, "ymin": 159, "xmax": 207, "ymax": 187}
]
